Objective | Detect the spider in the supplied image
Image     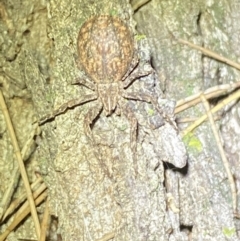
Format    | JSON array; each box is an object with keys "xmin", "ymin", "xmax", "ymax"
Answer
[{"xmin": 40, "ymin": 15, "xmax": 165, "ymax": 159}]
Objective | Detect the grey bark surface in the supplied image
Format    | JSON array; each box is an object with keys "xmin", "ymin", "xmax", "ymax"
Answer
[{"xmin": 0, "ymin": 0, "xmax": 239, "ymax": 240}]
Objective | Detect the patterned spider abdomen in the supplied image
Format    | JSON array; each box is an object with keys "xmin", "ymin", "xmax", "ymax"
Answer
[{"xmin": 77, "ymin": 15, "xmax": 134, "ymax": 84}]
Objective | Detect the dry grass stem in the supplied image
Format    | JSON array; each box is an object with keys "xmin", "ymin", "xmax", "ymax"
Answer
[
  {"xmin": 181, "ymin": 90, "xmax": 240, "ymax": 137},
  {"xmin": 0, "ymin": 123, "xmax": 40, "ymax": 222},
  {"xmin": 175, "ymin": 81, "xmax": 240, "ymax": 114},
  {"xmin": 2, "ymin": 176, "xmax": 44, "ymax": 221},
  {"xmin": 0, "ymin": 90, "xmax": 41, "ymax": 239},
  {"xmin": 15, "ymin": 183, "xmax": 47, "ymax": 219},
  {"xmin": 0, "ymin": 166, "xmax": 22, "ymax": 221},
  {"xmin": 200, "ymin": 94, "xmax": 237, "ymax": 213},
  {"xmin": 177, "ymin": 115, "xmax": 221, "ymax": 124},
  {"xmin": 0, "ymin": 191, "xmax": 47, "ymax": 241},
  {"xmin": 178, "ymin": 39, "xmax": 240, "ymax": 70},
  {"xmin": 40, "ymin": 198, "xmax": 50, "ymax": 241}
]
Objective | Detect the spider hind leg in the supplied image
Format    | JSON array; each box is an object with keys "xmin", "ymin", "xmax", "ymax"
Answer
[{"xmin": 39, "ymin": 93, "xmax": 98, "ymax": 125}]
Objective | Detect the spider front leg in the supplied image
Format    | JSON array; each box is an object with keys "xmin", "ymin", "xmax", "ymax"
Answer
[
  {"xmin": 122, "ymin": 105, "xmax": 138, "ymax": 153},
  {"xmin": 83, "ymin": 102, "xmax": 113, "ymax": 177},
  {"xmin": 123, "ymin": 92, "xmax": 163, "ymax": 114},
  {"xmin": 39, "ymin": 93, "xmax": 97, "ymax": 125},
  {"xmin": 122, "ymin": 103, "xmax": 139, "ymax": 175},
  {"xmin": 123, "ymin": 62, "xmax": 153, "ymax": 88},
  {"xmin": 72, "ymin": 76, "xmax": 95, "ymax": 91},
  {"xmin": 123, "ymin": 92, "xmax": 177, "ymax": 129},
  {"xmin": 83, "ymin": 102, "xmax": 103, "ymax": 143}
]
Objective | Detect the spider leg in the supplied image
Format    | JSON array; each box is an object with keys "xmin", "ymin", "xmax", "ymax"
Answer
[
  {"xmin": 123, "ymin": 92, "xmax": 163, "ymax": 113},
  {"xmin": 121, "ymin": 51, "xmax": 138, "ymax": 81},
  {"xmin": 122, "ymin": 104, "xmax": 138, "ymax": 175},
  {"xmin": 83, "ymin": 103, "xmax": 113, "ymax": 177},
  {"xmin": 123, "ymin": 63, "xmax": 152, "ymax": 88},
  {"xmin": 39, "ymin": 93, "xmax": 98, "ymax": 125},
  {"xmin": 83, "ymin": 102, "xmax": 103, "ymax": 143},
  {"xmin": 123, "ymin": 92, "xmax": 176, "ymax": 128},
  {"xmin": 72, "ymin": 77, "xmax": 95, "ymax": 91}
]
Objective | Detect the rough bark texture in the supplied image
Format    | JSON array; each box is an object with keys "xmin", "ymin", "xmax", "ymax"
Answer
[
  {"xmin": 134, "ymin": 0, "xmax": 240, "ymax": 240},
  {"xmin": 0, "ymin": 0, "xmax": 240, "ymax": 241}
]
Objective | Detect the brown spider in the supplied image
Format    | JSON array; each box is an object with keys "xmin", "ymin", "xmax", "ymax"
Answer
[{"xmin": 40, "ymin": 15, "xmax": 164, "ymax": 157}]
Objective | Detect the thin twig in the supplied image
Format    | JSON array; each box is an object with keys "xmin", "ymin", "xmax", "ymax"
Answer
[
  {"xmin": 200, "ymin": 94, "xmax": 237, "ymax": 213},
  {"xmin": 0, "ymin": 191, "xmax": 47, "ymax": 241},
  {"xmin": 15, "ymin": 183, "xmax": 46, "ymax": 220},
  {"xmin": 40, "ymin": 198, "xmax": 50, "ymax": 241},
  {"xmin": 175, "ymin": 81, "xmax": 240, "ymax": 114},
  {"xmin": 178, "ymin": 39, "xmax": 240, "ymax": 70},
  {"xmin": 0, "ymin": 123, "xmax": 40, "ymax": 222},
  {"xmin": 0, "ymin": 166, "xmax": 21, "ymax": 221},
  {"xmin": 176, "ymin": 115, "xmax": 221, "ymax": 124},
  {"xmin": 2, "ymin": 176, "xmax": 44, "ymax": 221},
  {"xmin": 0, "ymin": 90, "xmax": 41, "ymax": 239},
  {"xmin": 15, "ymin": 183, "xmax": 47, "ymax": 220},
  {"xmin": 181, "ymin": 89, "xmax": 240, "ymax": 137}
]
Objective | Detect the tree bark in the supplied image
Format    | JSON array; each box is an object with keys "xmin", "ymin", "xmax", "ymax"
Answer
[
  {"xmin": 135, "ymin": 0, "xmax": 240, "ymax": 240},
  {"xmin": 1, "ymin": 0, "xmax": 239, "ymax": 240}
]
